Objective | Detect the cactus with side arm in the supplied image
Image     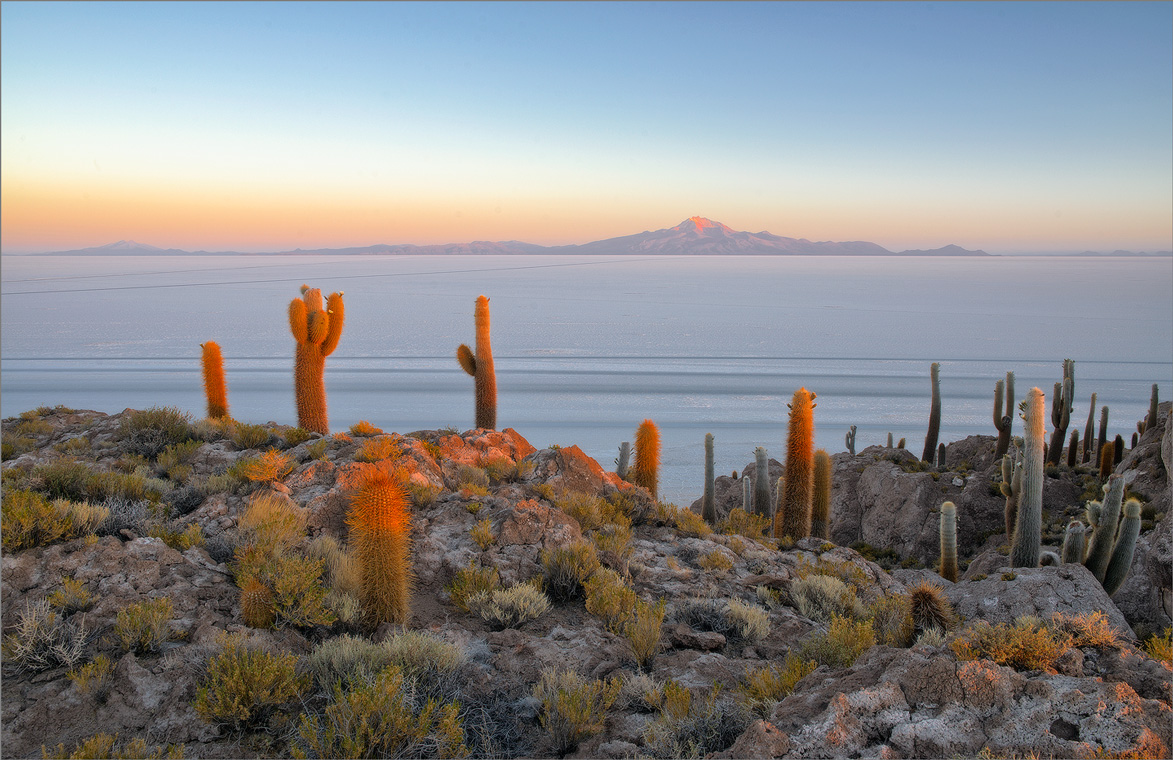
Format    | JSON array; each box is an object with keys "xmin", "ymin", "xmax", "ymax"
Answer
[
  {"xmin": 456, "ymin": 295, "xmax": 498, "ymax": 430},
  {"xmin": 1084, "ymin": 474, "xmax": 1124, "ymax": 583},
  {"xmin": 1047, "ymin": 359, "xmax": 1074, "ymax": 466},
  {"xmin": 289, "ymin": 286, "xmax": 344, "ymax": 434},
  {"xmin": 1102, "ymin": 499, "xmax": 1141, "ymax": 596},
  {"xmin": 845, "ymin": 425, "xmax": 856, "ymax": 456},
  {"xmin": 993, "ymin": 373, "xmax": 1015, "ymax": 460}
]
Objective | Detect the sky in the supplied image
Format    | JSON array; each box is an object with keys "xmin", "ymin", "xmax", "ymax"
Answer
[{"xmin": 2, "ymin": 1, "xmax": 1171, "ymax": 254}]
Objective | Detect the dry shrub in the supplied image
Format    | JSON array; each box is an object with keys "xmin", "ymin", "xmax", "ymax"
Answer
[
  {"xmin": 114, "ymin": 597, "xmax": 174, "ymax": 655},
  {"xmin": 471, "ymin": 517, "xmax": 495, "ymax": 550},
  {"xmin": 466, "ymin": 583, "xmax": 551, "ymax": 630},
  {"xmin": 532, "ymin": 668, "xmax": 621, "ymax": 755},
  {"xmin": 1, "ymin": 490, "xmax": 109, "ymax": 552},
  {"xmin": 447, "ymin": 563, "xmax": 502, "ymax": 612},
  {"xmin": 541, "ymin": 540, "xmax": 600, "ymax": 602},
  {"xmin": 1, "ymin": 600, "xmax": 88, "ymax": 674},
  {"xmin": 355, "ymin": 435, "xmax": 400, "ymax": 463},
  {"xmin": 1143, "ymin": 628, "xmax": 1172, "ymax": 663},
  {"xmin": 624, "ymin": 599, "xmax": 666, "ymax": 669},
  {"xmin": 42, "ymin": 733, "xmax": 183, "ymax": 760},
  {"xmin": 737, "ymin": 653, "xmax": 817, "ymax": 717},
  {"xmin": 584, "ymin": 567, "xmax": 638, "ymax": 633},
  {"xmin": 791, "ymin": 574, "xmax": 866, "ymax": 623},
  {"xmin": 237, "ymin": 492, "xmax": 305, "ymax": 551},
  {"xmin": 236, "ymin": 450, "xmax": 294, "ymax": 483},
  {"xmin": 348, "ymin": 420, "xmax": 383, "ymax": 437},
  {"xmin": 950, "ymin": 617, "xmax": 1073, "ymax": 672},
  {"xmin": 698, "ymin": 549, "xmax": 734, "ymax": 573},
  {"xmin": 795, "ymin": 614, "xmax": 876, "ymax": 668},
  {"xmin": 193, "ymin": 633, "xmax": 308, "ymax": 731},
  {"xmin": 868, "ymin": 593, "xmax": 915, "ymax": 648}
]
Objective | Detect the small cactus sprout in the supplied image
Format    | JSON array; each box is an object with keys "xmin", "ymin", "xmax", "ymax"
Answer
[
  {"xmin": 631, "ymin": 419, "xmax": 661, "ymax": 500},
  {"xmin": 811, "ymin": 449, "xmax": 832, "ymax": 540},
  {"xmin": 1099, "ymin": 439, "xmax": 1116, "ymax": 480},
  {"xmin": 1097, "ymin": 405, "xmax": 1109, "ymax": 461},
  {"xmin": 1067, "ymin": 430, "xmax": 1079, "ymax": 468},
  {"xmin": 1010, "ymin": 387, "xmax": 1045, "ymax": 568},
  {"xmin": 752, "ymin": 446, "xmax": 772, "ymax": 519},
  {"xmin": 1145, "ymin": 384, "xmax": 1159, "ymax": 433},
  {"xmin": 1061, "ymin": 520, "xmax": 1087, "ymax": 564},
  {"xmin": 240, "ymin": 577, "xmax": 275, "ymax": 628},
  {"xmin": 1082, "ymin": 393, "xmax": 1097, "ymax": 464},
  {"xmin": 1000, "ymin": 454, "xmax": 1023, "ymax": 539},
  {"xmin": 939, "ymin": 501, "xmax": 958, "ymax": 582},
  {"xmin": 456, "ymin": 295, "xmax": 498, "ymax": 430},
  {"xmin": 701, "ymin": 433, "xmax": 717, "ymax": 525},
  {"xmin": 1085, "ymin": 501, "xmax": 1102, "ymax": 530},
  {"xmin": 1113, "ymin": 434, "xmax": 1124, "ymax": 465},
  {"xmin": 201, "ymin": 341, "xmax": 229, "ymax": 419},
  {"xmin": 775, "ymin": 388, "xmax": 816, "ymax": 541},
  {"xmin": 1047, "ymin": 359, "xmax": 1074, "ymax": 466},
  {"xmin": 1039, "ymin": 551, "xmax": 1061, "ymax": 567},
  {"xmin": 922, "ymin": 362, "xmax": 941, "ymax": 462},
  {"xmin": 993, "ymin": 373, "xmax": 1015, "ymax": 460},
  {"xmin": 742, "ymin": 475, "xmax": 752, "ymax": 514},
  {"xmin": 1085, "ymin": 474, "xmax": 1125, "ymax": 583},
  {"xmin": 845, "ymin": 425, "xmax": 857, "ymax": 456},
  {"xmin": 1102, "ymin": 499, "xmax": 1142, "ymax": 596},
  {"xmin": 616, "ymin": 442, "xmax": 631, "ymax": 479},
  {"xmin": 348, "ymin": 465, "xmax": 413, "ymax": 627},
  {"xmin": 937, "ymin": 443, "xmax": 946, "ymax": 469},
  {"xmin": 289, "ymin": 285, "xmax": 345, "ymax": 434}
]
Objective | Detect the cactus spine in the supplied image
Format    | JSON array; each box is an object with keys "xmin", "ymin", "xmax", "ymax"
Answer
[
  {"xmin": 456, "ymin": 295, "xmax": 498, "ymax": 430},
  {"xmin": 1010, "ymin": 387, "xmax": 1045, "ymax": 568},
  {"xmin": 200, "ymin": 341, "xmax": 229, "ymax": 419},
  {"xmin": 811, "ymin": 449, "xmax": 832, "ymax": 540},
  {"xmin": 289, "ymin": 285, "xmax": 344, "ymax": 434},
  {"xmin": 1084, "ymin": 474, "xmax": 1124, "ymax": 583},
  {"xmin": 1047, "ymin": 359, "xmax": 1074, "ymax": 466},
  {"xmin": 845, "ymin": 425, "xmax": 856, "ymax": 456},
  {"xmin": 993, "ymin": 372, "xmax": 1015, "ymax": 460},
  {"xmin": 1067, "ymin": 430, "xmax": 1079, "ymax": 468},
  {"xmin": 701, "ymin": 433, "xmax": 716, "ymax": 524},
  {"xmin": 1061, "ymin": 520, "xmax": 1087, "ymax": 564},
  {"xmin": 752, "ymin": 446, "xmax": 771, "ymax": 518},
  {"xmin": 939, "ymin": 501, "xmax": 957, "ymax": 582},
  {"xmin": 1082, "ymin": 393, "xmax": 1097, "ymax": 463},
  {"xmin": 631, "ymin": 419, "xmax": 660, "ymax": 501},
  {"xmin": 775, "ymin": 388, "xmax": 816, "ymax": 541},
  {"xmin": 349, "ymin": 465, "xmax": 413, "ymax": 627},
  {"xmin": 1102, "ymin": 499, "xmax": 1141, "ymax": 596},
  {"xmin": 922, "ymin": 362, "xmax": 941, "ymax": 462},
  {"xmin": 1000, "ymin": 454, "xmax": 1023, "ymax": 538},
  {"xmin": 616, "ymin": 442, "xmax": 631, "ymax": 479}
]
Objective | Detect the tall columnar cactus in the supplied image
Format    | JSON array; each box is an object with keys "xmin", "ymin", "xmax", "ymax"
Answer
[
  {"xmin": 289, "ymin": 285, "xmax": 344, "ymax": 434},
  {"xmin": 938, "ymin": 501, "xmax": 958, "ymax": 582},
  {"xmin": 1082, "ymin": 393, "xmax": 1097, "ymax": 463},
  {"xmin": 701, "ymin": 433, "xmax": 717, "ymax": 525},
  {"xmin": 922, "ymin": 363, "xmax": 942, "ymax": 462},
  {"xmin": 775, "ymin": 388, "xmax": 816, "ymax": 541},
  {"xmin": 887, "ymin": 432, "xmax": 893, "ymax": 448},
  {"xmin": 1102, "ymin": 499, "xmax": 1141, "ymax": 596},
  {"xmin": 1144, "ymin": 384, "xmax": 1159, "ymax": 433},
  {"xmin": 1163, "ymin": 410, "xmax": 1172, "ymax": 478},
  {"xmin": 993, "ymin": 372, "xmax": 1015, "ymax": 460},
  {"xmin": 1097, "ymin": 405, "xmax": 1109, "ymax": 460},
  {"xmin": 1047, "ymin": 359, "xmax": 1074, "ymax": 466},
  {"xmin": 1084, "ymin": 474, "xmax": 1124, "ymax": 583},
  {"xmin": 1010, "ymin": 387, "xmax": 1045, "ymax": 568},
  {"xmin": 456, "ymin": 295, "xmax": 498, "ymax": 430},
  {"xmin": 752, "ymin": 446, "xmax": 771, "ymax": 518},
  {"xmin": 1067, "ymin": 430, "xmax": 1079, "ymax": 468},
  {"xmin": 1113, "ymin": 434, "xmax": 1125, "ymax": 465},
  {"xmin": 631, "ymin": 419, "xmax": 660, "ymax": 500},
  {"xmin": 201, "ymin": 341, "xmax": 229, "ymax": 419},
  {"xmin": 742, "ymin": 475, "xmax": 752, "ymax": 514},
  {"xmin": 1099, "ymin": 440, "xmax": 1115, "ymax": 480},
  {"xmin": 1000, "ymin": 454, "xmax": 1023, "ymax": 538},
  {"xmin": 937, "ymin": 443, "xmax": 946, "ymax": 469},
  {"xmin": 845, "ymin": 425, "xmax": 857, "ymax": 456},
  {"xmin": 348, "ymin": 465, "xmax": 413, "ymax": 627},
  {"xmin": 811, "ymin": 449, "xmax": 832, "ymax": 540},
  {"xmin": 1061, "ymin": 520, "xmax": 1087, "ymax": 564},
  {"xmin": 616, "ymin": 442, "xmax": 631, "ymax": 479}
]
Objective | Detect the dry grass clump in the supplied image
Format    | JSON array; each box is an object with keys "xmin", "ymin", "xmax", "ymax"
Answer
[
  {"xmin": 950, "ymin": 617, "xmax": 1073, "ymax": 672},
  {"xmin": 48, "ymin": 577, "xmax": 96, "ymax": 614},
  {"xmin": 791, "ymin": 574, "xmax": 866, "ymax": 623},
  {"xmin": 737, "ymin": 653, "xmax": 817, "ymax": 717},
  {"xmin": 625, "ymin": 599, "xmax": 667, "ymax": 669},
  {"xmin": 1143, "ymin": 628, "xmax": 1172, "ymax": 664},
  {"xmin": 466, "ymin": 582, "xmax": 551, "ymax": 630},
  {"xmin": 1, "ymin": 600, "xmax": 89, "ymax": 674},
  {"xmin": 726, "ymin": 598, "xmax": 771, "ymax": 642},
  {"xmin": 237, "ymin": 492, "xmax": 306, "ymax": 550},
  {"xmin": 673, "ymin": 507, "xmax": 712, "ymax": 538},
  {"xmin": 532, "ymin": 668, "xmax": 621, "ymax": 755},
  {"xmin": 642, "ymin": 683, "xmax": 751, "ymax": 759},
  {"xmin": 698, "ymin": 548, "xmax": 735, "ymax": 573},
  {"xmin": 1048, "ymin": 610, "xmax": 1122, "ymax": 649},
  {"xmin": 592, "ymin": 523, "xmax": 633, "ymax": 573},
  {"xmin": 234, "ymin": 450, "xmax": 294, "ymax": 483},
  {"xmin": 348, "ymin": 420, "xmax": 383, "ymax": 437},
  {"xmin": 555, "ymin": 489, "xmax": 631, "ymax": 533},
  {"xmin": 118, "ymin": 406, "xmax": 194, "ymax": 458},
  {"xmin": 867, "ymin": 593, "xmax": 915, "ymax": 648},
  {"xmin": 1, "ymin": 490, "xmax": 109, "ymax": 552},
  {"xmin": 114, "ymin": 597, "xmax": 174, "ymax": 655},
  {"xmin": 43, "ymin": 733, "xmax": 183, "ymax": 760},
  {"xmin": 67, "ymin": 654, "xmax": 114, "ymax": 699},
  {"xmin": 717, "ymin": 507, "xmax": 771, "ymax": 541},
  {"xmin": 541, "ymin": 540, "xmax": 601, "ymax": 602},
  {"xmin": 794, "ymin": 614, "xmax": 876, "ymax": 668},
  {"xmin": 447, "ymin": 563, "xmax": 502, "ymax": 612},
  {"xmin": 231, "ymin": 422, "xmax": 276, "ymax": 450},
  {"xmin": 470, "ymin": 517, "xmax": 495, "ymax": 550},
  {"xmin": 355, "ymin": 435, "xmax": 401, "ymax": 463}
]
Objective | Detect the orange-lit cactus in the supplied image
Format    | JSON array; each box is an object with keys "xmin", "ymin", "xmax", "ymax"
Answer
[
  {"xmin": 201, "ymin": 341, "xmax": 229, "ymax": 419},
  {"xmin": 347, "ymin": 465, "xmax": 413, "ymax": 627},
  {"xmin": 775, "ymin": 388, "xmax": 816, "ymax": 540},
  {"xmin": 289, "ymin": 285, "xmax": 344, "ymax": 434},
  {"xmin": 456, "ymin": 295, "xmax": 498, "ymax": 429},
  {"xmin": 631, "ymin": 419, "xmax": 661, "ymax": 501}
]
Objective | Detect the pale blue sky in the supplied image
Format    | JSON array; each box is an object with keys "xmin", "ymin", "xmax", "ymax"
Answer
[{"xmin": 2, "ymin": 1, "xmax": 1171, "ymax": 252}]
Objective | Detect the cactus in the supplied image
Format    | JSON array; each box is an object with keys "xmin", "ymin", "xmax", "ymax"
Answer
[
  {"xmin": 1067, "ymin": 430, "xmax": 1079, "ymax": 468},
  {"xmin": 348, "ymin": 465, "xmax": 413, "ymax": 627},
  {"xmin": 939, "ymin": 501, "xmax": 957, "ymax": 582},
  {"xmin": 845, "ymin": 425, "xmax": 857, "ymax": 456},
  {"xmin": 1097, "ymin": 405, "xmax": 1109, "ymax": 461},
  {"xmin": 897, "ymin": 437, "xmax": 906, "ymax": 449},
  {"xmin": 200, "ymin": 341, "xmax": 229, "ymax": 419},
  {"xmin": 1010, "ymin": 387, "xmax": 1045, "ymax": 568},
  {"xmin": 909, "ymin": 580, "xmax": 955, "ymax": 633},
  {"xmin": 1061, "ymin": 520, "xmax": 1086, "ymax": 564},
  {"xmin": 701, "ymin": 433, "xmax": 716, "ymax": 524},
  {"xmin": 937, "ymin": 443, "xmax": 946, "ymax": 469},
  {"xmin": 1163, "ymin": 410, "xmax": 1172, "ymax": 478},
  {"xmin": 1099, "ymin": 439, "xmax": 1115, "ymax": 479},
  {"xmin": 1000, "ymin": 454, "xmax": 1023, "ymax": 538},
  {"xmin": 1082, "ymin": 393, "xmax": 1097, "ymax": 463},
  {"xmin": 752, "ymin": 446, "xmax": 772, "ymax": 518},
  {"xmin": 922, "ymin": 363, "xmax": 942, "ymax": 462},
  {"xmin": 1084, "ymin": 474, "xmax": 1124, "ymax": 583},
  {"xmin": 775, "ymin": 388, "xmax": 816, "ymax": 541},
  {"xmin": 1132, "ymin": 432, "xmax": 1139, "ymax": 450},
  {"xmin": 993, "ymin": 373, "xmax": 1015, "ymax": 460},
  {"xmin": 615, "ymin": 442, "xmax": 631, "ymax": 479},
  {"xmin": 1085, "ymin": 501, "xmax": 1102, "ymax": 531},
  {"xmin": 289, "ymin": 285, "xmax": 344, "ymax": 434},
  {"xmin": 1039, "ymin": 551, "xmax": 1060, "ymax": 567},
  {"xmin": 1145, "ymin": 384, "xmax": 1159, "ymax": 433},
  {"xmin": 240, "ymin": 577, "xmax": 275, "ymax": 629},
  {"xmin": 887, "ymin": 432, "xmax": 893, "ymax": 448},
  {"xmin": 456, "ymin": 295, "xmax": 498, "ymax": 430},
  {"xmin": 742, "ymin": 475, "xmax": 752, "ymax": 514},
  {"xmin": 631, "ymin": 419, "xmax": 660, "ymax": 501},
  {"xmin": 1113, "ymin": 434, "xmax": 1124, "ymax": 465},
  {"xmin": 1046, "ymin": 359, "xmax": 1074, "ymax": 466},
  {"xmin": 811, "ymin": 449, "xmax": 832, "ymax": 540},
  {"xmin": 1102, "ymin": 499, "xmax": 1141, "ymax": 596}
]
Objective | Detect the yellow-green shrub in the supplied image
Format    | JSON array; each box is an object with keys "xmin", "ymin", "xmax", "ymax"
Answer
[
  {"xmin": 466, "ymin": 583, "xmax": 551, "ymax": 630},
  {"xmin": 447, "ymin": 564, "xmax": 501, "ymax": 612},
  {"xmin": 348, "ymin": 420, "xmax": 383, "ymax": 437},
  {"xmin": 737, "ymin": 653, "xmax": 817, "ymax": 717},
  {"xmin": 193, "ymin": 633, "xmax": 308, "ymax": 730},
  {"xmin": 532, "ymin": 668, "xmax": 620, "ymax": 755},
  {"xmin": 115, "ymin": 597, "xmax": 174, "ymax": 654},
  {"xmin": 470, "ymin": 518, "xmax": 495, "ymax": 550},
  {"xmin": 791, "ymin": 574, "xmax": 866, "ymax": 623},
  {"xmin": 726, "ymin": 598, "xmax": 770, "ymax": 642},
  {"xmin": 68, "ymin": 654, "xmax": 114, "ymax": 698},
  {"xmin": 795, "ymin": 615, "xmax": 876, "ymax": 668},
  {"xmin": 230, "ymin": 422, "xmax": 274, "ymax": 450},
  {"xmin": 554, "ymin": 489, "xmax": 630, "ymax": 533},
  {"xmin": 950, "ymin": 618, "xmax": 1073, "ymax": 672},
  {"xmin": 718, "ymin": 508, "xmax": 771, "ymax": 541},
  {"xmin": 698, "ymin": 549, "xmax": 734, "ymax": 573},
  {"xmin": 48, "ymin": 577, "xmax": 95, "ymax": 614},
  {"xmin": 236, "ymin": 492, "xmax": 305, "ymax": 551},
  {"xmin": 673, "ymin": 508, "xmax": 712, "ymax": 538},
  {"xmin": 584, "ymin": 567, "xmax": 637, "ymax": 633},
  {"xmin": 867, "ymin": 594, "xmax": 915, "ymax": 648},
  {"xmin": 541, "ymin": 540, "xmax": 600, "ymax": 602},
  {"xmin": 1049, "ymin": 610, "xmax": 1121, "ymax": 650},
  {"xmin": 42, "ymin": 733, "xmax": 184, "ymax": 760},
  {"xmin": 234, "ymin": 450, "xmax": 294, "ymax": 483},
  {"xmin": 624, "ymin": 599, "xmax": 666, "ymax": 669},
  {"xmin": 355, "ymin": 435, "xmax": 400, "ymax": 463},
  {"xmin": 1, "ymin": 490, "xmax": 109, "ymax": 551}
]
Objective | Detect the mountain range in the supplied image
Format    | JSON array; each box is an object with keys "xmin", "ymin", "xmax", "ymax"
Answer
[{"xmin": 38, "ymin": 217, "xmax": 995, "ymax": 256}]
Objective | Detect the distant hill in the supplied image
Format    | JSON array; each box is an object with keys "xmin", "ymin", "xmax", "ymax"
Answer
[{"xmin": 40, "ymin": 218, "xmax": 993, "ymax": 256}]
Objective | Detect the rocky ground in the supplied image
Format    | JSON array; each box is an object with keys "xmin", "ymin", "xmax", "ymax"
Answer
[{"xmin": 1, "ymin": 403, "xmax": 1170, "ymax": 759}]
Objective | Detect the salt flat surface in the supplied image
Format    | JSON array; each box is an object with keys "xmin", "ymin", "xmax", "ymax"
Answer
[{"xmin": 3, "ymin": 254, "xmax": 1170, "ymax": 503}]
